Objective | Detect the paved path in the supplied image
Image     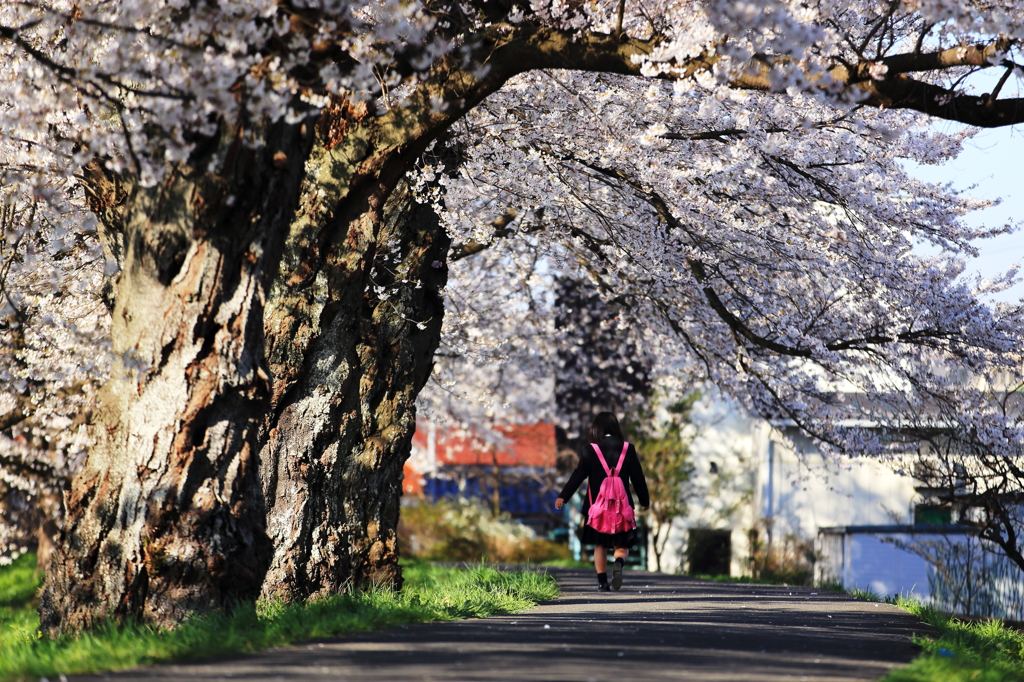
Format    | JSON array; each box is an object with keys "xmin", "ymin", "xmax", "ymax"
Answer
[{"xmin": 78, "ymin": 570, "xmax": 930, "ymax": 681}]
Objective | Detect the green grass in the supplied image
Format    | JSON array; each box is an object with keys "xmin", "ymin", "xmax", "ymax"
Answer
[
  {"xmin": 689, "ymin": 573, "xmax": 1024, "ymax": 680},
  {"xmin": 816, "ymin": 580, "xmax": 882, "ymax": 602},
  {"xmin": 0, "ymin": 555, "xmax": 558, "ymax": 682},
  {"xmin": 539, "ymin": 558, "xmax": 592, "ymax": 568},
  {"xmin": 880, "ymin": 595, "xmax": 1024, "ymax": 682},
  {"xmin": 809, "ymin": 582, "xmax": 1024, "ymax": 680},
  {"xmin": 690, "ymin": 574, "xmax": 881, "ymax": 596},
  {"xmin": 690, "ymin": 573, "xmax": 811, "ymax": 586},
  {"xmin": 0, "ymin": 554, "xmax": 41, "ymax": 652}
]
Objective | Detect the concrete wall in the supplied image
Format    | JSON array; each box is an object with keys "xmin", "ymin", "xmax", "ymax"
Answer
[
  {"xmin": 816, "ymin": 533, "xmax": 933, "ymax": 599},
  {"xmin": 763, "ymin": 432, "xmax": 919, "ymax": 539}
]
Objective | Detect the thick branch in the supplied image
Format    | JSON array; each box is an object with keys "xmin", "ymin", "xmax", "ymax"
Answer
[
  {"xmin": 449, "ymin": 211, "xmax": 518, "ymax": 260},
  {"xmin": 79, "ymin": 161, "xmax": 132, "ymax": 310},
  {"xmin": 876, "ymin": 40, "xmax": 1016, "ymax": 75},
  {"xmin": 686, "ymin": 41, "xmax": 1024, "ymax": 128},
  {"xmin": 826, "ymin": 42, "xmax": 1024, "ymax": 127},
  {"xmin": 857, "ymin": 76, "xmax": 1024, "ymax": 128}
]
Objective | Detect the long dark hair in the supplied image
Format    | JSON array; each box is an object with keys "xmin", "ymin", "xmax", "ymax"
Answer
[{"xmin": 588, "ymin": 411, "xmax": 623, "ymax": 443}]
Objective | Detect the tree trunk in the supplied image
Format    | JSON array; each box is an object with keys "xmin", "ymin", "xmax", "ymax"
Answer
[
  {"xmin": 40, "ymin": 26, "xmax": 657, "ymax": 621},
  {"xmin": 260, "ymin": 176, "xmax": 449, "ymax": 599},
  {"xmin": 39, "ymin": 120, "xmax": 314, "ymax": 634},
  {"xmin": 491, "ymin": 454, "xmax": 502, "ymax": 517},
  {"xmin": 651, "ymin": 522, "xmax": 664, "ymax": 573}
]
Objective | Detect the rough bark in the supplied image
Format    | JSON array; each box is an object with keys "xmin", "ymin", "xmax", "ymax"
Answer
[
  {"xmin": 260, "ymin": 177, "xmax": 449, "ymax": 599},
  {"xmin": 39, "ymin": 119, "xmax": 315, "ymax": 634}
]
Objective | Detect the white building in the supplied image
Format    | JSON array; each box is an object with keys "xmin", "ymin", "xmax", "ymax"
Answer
[
  {"xmin": 655, "ymin": 390, "xmax": 915, "ymax": 571},
  {"xmin": 651, "ymin": 389, "xmax": 1024, "ymax": 619}
]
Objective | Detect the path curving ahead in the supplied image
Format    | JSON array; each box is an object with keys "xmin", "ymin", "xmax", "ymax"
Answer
[{"xmin": 75, "ymin": 569, "xmax": 930, "ymax": 682}]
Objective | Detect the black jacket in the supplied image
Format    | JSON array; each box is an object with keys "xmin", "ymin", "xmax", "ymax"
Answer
[{"xmin": 558, "ymin": 438, "xmax": 650, "ymax": 513}]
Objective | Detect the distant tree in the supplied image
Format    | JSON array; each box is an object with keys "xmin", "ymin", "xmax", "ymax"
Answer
[
  {"xmin": 908, "ymin": 388, "xmax": 1024, "ymax": 575},
  {"xmin": 627, "ymin": 392, "xmax": 699, "ymax": 573},
  {"xmin": 555, "ymin": 278, "xmax": 652, "ymax": 446}
]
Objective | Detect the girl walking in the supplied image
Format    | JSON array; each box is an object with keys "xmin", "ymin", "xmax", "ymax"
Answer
[{"xmin": 555, "ymin": 411, "xmax": 649, "ymax": 591}]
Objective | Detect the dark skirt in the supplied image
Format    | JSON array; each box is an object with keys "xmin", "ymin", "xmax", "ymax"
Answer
[{"xmin": 578, "ymin": 522, "xmax": 639, "ymax": 550}]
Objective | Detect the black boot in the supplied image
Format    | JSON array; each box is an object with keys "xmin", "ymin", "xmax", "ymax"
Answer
[
  {"xmin": 597, "ymin": 572, "xmax": 610, "ymax": 592},
  {"xmin": 612, "ymin": 558, "xmax": 624, "ymax": 591}
]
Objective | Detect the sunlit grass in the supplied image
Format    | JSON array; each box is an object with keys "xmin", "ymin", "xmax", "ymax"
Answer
[
  {"xmin": 880, "ymin": 595, "xmax": 1024, "ymax": 682},
  {"xmin": 805, "ymin": 583, "xmax": 1024, "ymax": 681},
  {"xmin": 0, "ymin": 554, "xmax": 41, "ymax": 652},
  {"xmin": 0, "ymin": 555, "xmax": 558, "ymax": 682},
  {"xmin": 538, "ymin": 558, "xmax": 592, "ymax": 568},
  {"xmin": 685, "ymin": 573, "xmax": 1024, "ymax": 680}
]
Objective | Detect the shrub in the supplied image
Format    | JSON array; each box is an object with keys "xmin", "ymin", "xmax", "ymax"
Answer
[
  {"xmin": 399, "ymin": 498, "xmax": 570, "ymax": 563},
  {"xmin": 747, "ymin": 527, "xmax": 816, "ymax": 586}
]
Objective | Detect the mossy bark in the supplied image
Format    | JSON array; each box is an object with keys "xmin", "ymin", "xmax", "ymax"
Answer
[{"xmin": 260, "ymin": 179, "xmax": 448, "ymax": 599}]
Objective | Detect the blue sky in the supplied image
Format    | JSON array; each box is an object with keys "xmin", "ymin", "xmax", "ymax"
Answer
[{"xmin": 905, "ymin": 123, "xmax": 1024, "ymax": 303}]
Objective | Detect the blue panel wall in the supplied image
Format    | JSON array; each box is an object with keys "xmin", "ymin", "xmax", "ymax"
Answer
[{"xmin": 423, "ymin": 476, "xmax": 561, "ymax": 515}]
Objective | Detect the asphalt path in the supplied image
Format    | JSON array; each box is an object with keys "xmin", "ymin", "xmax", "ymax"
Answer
[{"xmin": 76, "ymin": 569, "xmax": 930, "ymax": 682}]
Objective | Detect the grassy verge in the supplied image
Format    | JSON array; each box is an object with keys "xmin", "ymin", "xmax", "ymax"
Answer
[
  {"xmin": 539, "ymin": 558, "xmax": 592, "ymax": 569},
  {"xmin": 686, "ymin": 572, "xmax": 1024, "ymax": 680},
  {"xmin": 800, "ymin": 581, "xmax": 1024, "ymax": 681},
  {"xmin": 880, "ymin": 596, "xmax": 1024, "ymax": 682},
  {"xmin": 0, "ymin": 555, "xmax": 558, "ymax": 682},
  {"xmin": 0, "ymin": 554, "xmax": 40, "ymax": 653},
  {"xmin": 673, "ymin": 571, "xmax": 892, "ymax": 596},
  {"xmin": 690, "ymin": 573, "xmax": 811, "ymax": 586}
]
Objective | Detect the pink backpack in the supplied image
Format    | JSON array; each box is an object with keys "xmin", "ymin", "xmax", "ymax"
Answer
[{"xmin": 586, "ymin": 443, "xmax": 636, "ymax": 534}]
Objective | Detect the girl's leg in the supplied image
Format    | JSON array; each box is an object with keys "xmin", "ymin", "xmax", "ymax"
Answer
[
  {"xmin": 593, "ymin": 545, "xmax": 610, "ymax": 590},
  {"xmin": 593, "ymin": 545, "xmax": 608, "ymax": 574}
]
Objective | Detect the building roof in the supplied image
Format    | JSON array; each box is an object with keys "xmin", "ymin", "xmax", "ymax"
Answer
[
  {"xmin": 403, "ymin": 422, "xmax": 557, "ymax": 497},
  {"xmin": 412, "ymin": 422, "xmax": 557, "ymax": 467},
  {"xmin": 818, "ymin": 524, "xmax": 979, "ymax": 535}
]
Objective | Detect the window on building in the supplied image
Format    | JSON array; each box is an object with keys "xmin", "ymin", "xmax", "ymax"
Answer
[{"xmin": 914, "ymin": 504, "xmax": 953, "ymax": 526}]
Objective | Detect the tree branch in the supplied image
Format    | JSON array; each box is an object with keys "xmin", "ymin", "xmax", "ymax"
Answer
[
  {"xmin": 0, "ymin": 404, "xmax": 28, "ymax": 432},
  {"xmin": 561, "ymin": 152, "xmax": 965, "ymax": 359},
  {"xmin": 669, "ymin": 39, "xmax": 1024, "ymax": 128},
  {"xmin": 449, "ymin": 211, "xmax": 519, "ymax": 260},
  {"xmin": 875, "ymin": 40, "xmax": 1017, "ymax": 75},
  {"xmin": 857, "ymin": 76, "xmax": 1024, "ymax": 128}
]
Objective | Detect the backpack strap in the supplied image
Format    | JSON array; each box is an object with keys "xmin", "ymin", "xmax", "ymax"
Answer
[
  {"xmin": 587, "ymin": 443, "xmax": 609, "ymax": 508},
  {"xmin": 611, "ymin": 442, "xmax": 629, "ymax": 477},
  {"xmin": 590, "ymin": 443, "xmax": 612, "ymax": 476},
  {"xmin": 590, "ymin": 442, "xmax": 630, "ymax": 477}
]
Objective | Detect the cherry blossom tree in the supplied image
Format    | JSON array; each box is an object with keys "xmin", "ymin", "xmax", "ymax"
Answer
[
  {"xmin": 901, "ymin": 383, "xmax": 1024, "ymax": 574},
  {"xmin": 2, "ymin": 0, "xmax": 1024, "ymax": 634},
  {"xmin": 0, "ymin": 188, "xmax": 107, "ymax": 569}
]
